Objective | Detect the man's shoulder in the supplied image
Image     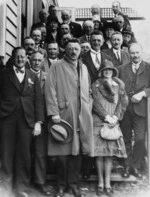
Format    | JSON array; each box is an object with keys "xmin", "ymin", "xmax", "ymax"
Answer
[
  {"xmin": 26, "ymin": 69, "xmax": 38, "ymax": 79},
  {"xmin": 118, "ymin": 61, "xmax": 130, "ymax": 71},
  {"xmin": 118, "ymin": 11, "xmax": 128, "ymax": 18},
  {"xmin": 81, "ymin": 51, "xmax": 90, "ymax": 60},
  {"xmin": 102, "ymin": 48, "xmax": 112, "ymax": 55},
  {"xmin": 101, "ymin": 50, "xmax": 112, "ymax": 59}
]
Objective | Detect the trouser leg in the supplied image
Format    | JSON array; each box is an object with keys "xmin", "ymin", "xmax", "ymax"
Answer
[
  {"xmin": 132, "ymin": 115, "xmax": 146, "ymax": 168},
  {"xmin": 33, "ymin": 126, "xmax": 47, "ymax": 185},
  {"xmin": 120, "ymin": 109, "xmax": 133, "ymax": 167}
]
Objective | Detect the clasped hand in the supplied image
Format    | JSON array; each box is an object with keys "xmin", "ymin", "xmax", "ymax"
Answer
[{"xmin": 105, "ymin": 115, "xmax": 118, "ymax": 126}]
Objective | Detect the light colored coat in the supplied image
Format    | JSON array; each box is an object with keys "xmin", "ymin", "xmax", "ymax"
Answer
[{"xmin": 45, "ymin": 57, "xmax": 94, "ymax": 156}]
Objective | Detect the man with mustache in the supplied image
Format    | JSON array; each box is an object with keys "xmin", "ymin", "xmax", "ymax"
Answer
[
  {"xmin": 118, "ymin": 43, "xmax": 150, "ymax": 179},
  {"xmin": 45, "ymin": 38, "xmax": 93, "ymax": 197},
  {"xmin": 103, "ymin": 31, "xmax": 130, "ymax": 67}
]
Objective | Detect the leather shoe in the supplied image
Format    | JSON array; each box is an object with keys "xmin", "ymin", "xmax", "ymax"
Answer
[
  {"xmin": 34, "ymin": 184, "xmax": 52, "ymax": 196},
  {"xmin": 96, "ymin": 187, "xmax": 104, "ymax": 196},
  {"xmin": 132, "ymin": 168, "xmax": 142, "ymax": 179},
  {"xmin": 56, "ymin": 188, "xmax": 64, "ymax": 197},
  {"xmin": 71, "ymin": 186, "xmax": 86, "ymax": 197},
  {"xmin": 122, "ymin": 166, "xmax": 130, "ymax": 178},
  {"xmin": 105, "ymin": 188, "xmax": 113, "ymax": 197}
]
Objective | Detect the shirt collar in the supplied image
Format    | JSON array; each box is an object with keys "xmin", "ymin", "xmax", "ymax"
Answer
[
  {"xmin": 49, "ymin": 58, "xmax": 58, "ymax": 63},
  {"xmin": 113, "ymin": 48, "xmax": 120, "ymax": 53},
  {"xmin": 13, "ymin": 66, "xmax": 25, "ymax": 73},
  {"xmin": 30, "ymin": 68, "xmax": 41, "ymax": 74},
  {"xmin": 132, "ymin": 61, "xmax": 141, "ymax": 69},
  {"xmin": 91, "ymin": 49, "xmax": 101, "ymax": 55}
]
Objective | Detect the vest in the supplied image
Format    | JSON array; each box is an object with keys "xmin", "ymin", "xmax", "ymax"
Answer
[{"xmin": 128, "ymin": 70, "xmax": 137, "ymax": 99}]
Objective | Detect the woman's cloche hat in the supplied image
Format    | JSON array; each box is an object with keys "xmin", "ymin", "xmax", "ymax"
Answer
[{"xmin": 99, "ymin": 60, "xmax": 118, "ymax": 77}]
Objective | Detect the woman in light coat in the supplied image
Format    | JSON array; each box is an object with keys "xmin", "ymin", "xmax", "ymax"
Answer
[{"xmin": 92, "ymin": 60, "xmax": 128, "ymax": 197}]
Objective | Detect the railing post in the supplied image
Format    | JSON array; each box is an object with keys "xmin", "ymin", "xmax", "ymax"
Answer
[{"xmin": 147, "ymin": 97, "xmax": 150, "ymax": 184}]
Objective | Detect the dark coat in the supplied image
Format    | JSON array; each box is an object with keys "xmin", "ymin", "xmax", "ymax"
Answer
[
  {"xmin": 69, "ymin": 21, "xmax": 82, "ymax": 38},
  {"xmin": 81, "ymin": 50, "xmax": 112, "ymax": 84},
  {"xmin": 118, "ymin": 61, "xmax": 150, "ymax": 117},
  {"xmin": 0, "ymin": 67, "xmax": 44, "ymax": 128},
  {"xmin": 103, "ymin": 48, "xmax": 130, "ymax": 67},
  {"xmin": 31, "ymin": 21, "xmax": 46, "ymax": 31}
]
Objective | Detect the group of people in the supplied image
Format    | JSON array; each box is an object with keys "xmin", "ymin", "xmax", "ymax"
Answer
[{"xmin": 0, "ymin": 1, "xmax": 149, "ymax": 197}]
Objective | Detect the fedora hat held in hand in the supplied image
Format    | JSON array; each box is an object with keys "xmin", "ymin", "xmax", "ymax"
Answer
[{"xmin": 48, "ymin": 119, "xmax": 73, "ymax": 144}]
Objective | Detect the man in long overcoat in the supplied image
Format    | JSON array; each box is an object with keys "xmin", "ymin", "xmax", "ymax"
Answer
[{"xmin": 45, "ymin": 39, "xmax": 93, "ymax": 197}]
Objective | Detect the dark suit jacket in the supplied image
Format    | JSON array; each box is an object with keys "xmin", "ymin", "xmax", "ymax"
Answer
[
  {"xmin": 81, "ymin": 50, "xmax": 112, "ymax": 84},
  {"xmin": 69, "ymin": 21, "xmax": 82, "ymax": 38},
  {"xmin": 103, "ymin": 48, "xmax": 130, "ymax": 67},
  {"xmin": 118, "ymin": 61, "xmax": 150, "ymax": 117},
  {"xmin": 45, "ymin": 30, "xmax": 61, "ymax": 45},
  {"xmin": 0, "ymin": 67, "xmax": 44, "ymax": 127}
]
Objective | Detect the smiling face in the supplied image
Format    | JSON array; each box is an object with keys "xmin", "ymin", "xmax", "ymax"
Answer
[
  {"xmin": 111, "ymin": 33, "xmax": 123, "ymax": 49},
  {"xmin": 91, "ymin": 34, "xmax": 104, "ymax": 51},
  {"xmin": 103, "ymin": 69, "xmax": 113, "ymax": 78},
  {"xmin": 80, "ymin": 42, "xmax": 91, "ymax": 54},
  {"xmin": 47, "ymin": 43, "xmax": 59, "ymax": 59},
  {"xmin": 24, "ymin": 38, "xmax": 35, "ymax": 56},
  {"xmin": 129, "ymin": 43, "xmax": 143, "ymax": 64},
  {"xmin": 30, "ymin": 52, "xmax": 44, "ymax": 72},
  {"xmin": 61, "ymin": 10, "xmax": 71, "ymax": 24},
  {"xmin": 14, "ymin": 49, "xmax": 27, "ymax": 69},
  {"xmin": 65, "ymin": 42, "xmax": 81, "ymax": 61}
]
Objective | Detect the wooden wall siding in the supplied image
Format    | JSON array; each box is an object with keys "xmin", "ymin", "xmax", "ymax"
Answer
[{"xmin": 5, "ymin": 0, "xmax": 20, "ymax": 62}]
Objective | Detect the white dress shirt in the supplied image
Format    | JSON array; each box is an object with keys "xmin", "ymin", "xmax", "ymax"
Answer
[
  {"xmin": 90, "ymin": 49, "xmax": 101, "ymax": 70},
  {"xmin": 13, "ymin": 66, "xmax": 25, "ymax": 83},
  {"xmin": 49, "ymin": 58, "xmax": 58, "ymax": 64},
  {"xmin": 132, "ymin": 61, "xmax": 141, "ymax": 73}
]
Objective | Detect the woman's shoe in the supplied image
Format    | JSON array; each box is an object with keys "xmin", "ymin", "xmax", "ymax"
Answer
[
  {"xmin": 122, "ymin": 167, "xmax": 130, "ymax": 178},
  {"xmin": 105, "ymin": 187, "xmax": 113, "ymax": 197},
  {"xmin": 96, "ymin": 187, "xmax": 104, "ymax": 196}
]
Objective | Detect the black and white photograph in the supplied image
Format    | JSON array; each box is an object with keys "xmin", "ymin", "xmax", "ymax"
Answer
[{"xmin": 0, "ymin": 0, "xmax": 150, "ymax": 197}]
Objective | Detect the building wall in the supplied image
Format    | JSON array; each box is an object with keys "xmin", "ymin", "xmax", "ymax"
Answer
[{"xmin": 0, "ymin": 0, "xmax": 21, "ymax": 63}]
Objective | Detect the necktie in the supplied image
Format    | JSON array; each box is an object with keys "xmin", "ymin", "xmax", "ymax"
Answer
[
  {"xmin": 116, "ymin": 51, "xmax": 121, "ymax": 63},
  {"xmin": 87, "ymin": 35, "xmax": 90, "ymax": 42},
  {"xmin": 15, "ymin": 68, "xmax": 24, "ymax": 73},
  {"xmin": 95, "ymin": 54, "xmax": 101, "ymax": 70},
  {"xmin": 134, "ymin": 65, "xmax": 138, "ymax": 74}
]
